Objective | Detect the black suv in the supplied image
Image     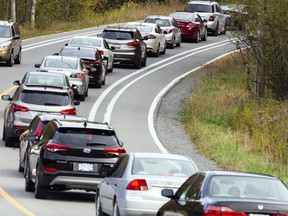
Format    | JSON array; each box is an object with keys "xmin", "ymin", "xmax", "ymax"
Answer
[
  {"xmin": 0, "ymin": 20, "xmax": 22, "ymax": 66},
  {"xmin": 100, "ymin": 26, "xmax": 147, "ymax": 69},
  {"xmin": 25, "ymin": 119, "xmax": 126, "ymax": 199}
]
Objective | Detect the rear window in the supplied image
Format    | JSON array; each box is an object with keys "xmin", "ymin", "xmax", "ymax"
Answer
[
  {"xmin": 44, "ymin": 59, "xmax": 78, "ymax": 69},
  {"xmin": 184, "ymin": 4, "xmax": 212, "ymax": 13},
  {"xmin": 170, "ymin": 13, "xmax": 194, "ymax": 21},
  {"xmin": 20, "ymin": 91, "xmax": 70, "ymax": 106},
  {"xmin": 59, "ymin": 48, "xmax": 96, "ymax": 59},
  {"xmin": 132, "ymin": 158, "xmax": 196, "ymax": 176},
  {"xmin": 102, "ymin": 30, "xmax": 134, "ymax": 40},
  {"xmin": 145, "ymin": 18, "xmax": 171, "ymax": 27},
  {"xmin": 69, "ymin": 38, "xmax": 102, "ymax": 47},
  {"xmin": 0, "ymin": 25, "xmax": 11, "ymax": 38},
  {"xmin": 26, "ymin": 74, "xmax": 66, "ymax": 87},
  {"xmin": 55, "ymin": 128, "xmax": 119, "ymax": 147},
  {"xmin": 126, "ymin": 25, "xmax": 153, "ymax": 33}
]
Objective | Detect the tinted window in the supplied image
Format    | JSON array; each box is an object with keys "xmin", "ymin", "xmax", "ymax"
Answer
[
  {"xmin": 26, "ymin": 73, "xmax": 66, "ymax": 87},
  {"xmin": 131, "ymin": 157, "xmax": 196, "ymax": 176},
  {"xmin": 44, "ymin": 58, "xmax": 78, "ymax": 69},
  {"xmin": 60, "ymin": 48, "xmax": 96, "ymax": 59},
  {"xmin": 54, "ymin": 128, "xmax": 119, "ymax": 147},
  {"xmin": 20, "ymin": 91, "xmax": 70, "ymax": 106},
  {"xmin": 185, "ymin": 4, "xmax": 212, "ymax": 13},
  {"xmin": 69, "ymin": 38, "xmax": 102, "ymax": 47},
  {"xmin": 127, "ymin": 25, "xmax": 153, "ymax": 33},
  {"xmin": 0, "ymin": 25, "xmax": 11, "ymax": 38},
  {"xmin": 145, "ymin": 18, "xmax": 171, "ymax": 27},
  {"xmin": 102, "ymin": 30, "xmax": 134, "ymax": 40}
]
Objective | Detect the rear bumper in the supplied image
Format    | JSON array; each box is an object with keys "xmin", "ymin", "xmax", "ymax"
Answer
[{"xmin": 113, "ymin": 52, "xmax": 139, "ymax": 64}]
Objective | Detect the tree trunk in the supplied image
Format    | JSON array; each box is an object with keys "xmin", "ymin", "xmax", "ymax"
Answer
[
  {"xmin": 10, "ymin": 0, "xmax": 16, "ymax": 21},
  {"xmin": 31, "ymin": 0, "xmax": 36, "ymax": 29}
]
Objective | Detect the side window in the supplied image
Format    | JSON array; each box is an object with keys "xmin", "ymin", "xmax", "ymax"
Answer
[
  {"xmin": 172, "ymin": 18, "xmax": 177, "ymax": 27},
  {"xmin": 110, "ymin": 156, "xmax": 129, "ymax": 178},
  {"xmin": 103, "ymin": 40, "xmax": 109, "ymax": 49},
  {"xmin": 175, "ymin": 174, "xmax": 199, "ymax": 198},
  {"xmin": 95, "ymin": 50, "xmax": 102, "ymax": 60},
  {"xmin": 178, "ymin": 174, "xmax": 205, "ymax": 200},
  {"xmin": 11, "ymin": 26, "xmax": 16, "ymax": 37}
]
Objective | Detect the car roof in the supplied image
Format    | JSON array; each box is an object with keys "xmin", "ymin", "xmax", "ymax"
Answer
[
  {"xmin": 104, "ymin": 26, "xmax": 138, "ymax": 32},
  {"xmin": 20, "ymin": 83, "xmax": 69, "ymax": 93},
  {"xmin": 129, "ymin": 152, "xmax": 192, "ymax": 161},
  {"xmin": 45, "ymin": 55, "xmax": 81, "ymax": 61},
  {"xmin": 61, "ymin": 46, "xmax": 98, "ymax": 51},
  {"xmin": 145, "ymin": 15, "xmax": 173, "ymax": 20},
  {"xmin": 0, "ymin": 20, "xmax": 14, "ymax": 26},
  {"xmin": 202, "ymin": 170, "xmax": 278, "ymax": 179},
  {"xmin": 53, "ymin": 119, "xmax": 114, "ymax": 131},
  {"xmin": 126, "ymin": 22, "xmax": 158, "ymax": 27},
  {"xmin": 37, "ymin": 114, "xmax": 87, "ymax": 122},
  {"xmin": 187, "ymin": 0, "xmax": 216, "ymax": 5},
  {"xmin": 71, "ymin": 35, "xmax": 103, "ymax": 40},
  {"xmin": 26, "ymin": 71, "xmax": 66, "ymax": 78}
]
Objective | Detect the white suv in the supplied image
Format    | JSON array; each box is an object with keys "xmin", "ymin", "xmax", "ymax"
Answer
[{"xmin": 184, "ymin": 1, "xmax": 226, "ymax": 36}]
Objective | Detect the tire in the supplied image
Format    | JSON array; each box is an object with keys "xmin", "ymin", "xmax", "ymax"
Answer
[
  {"xmin": 2, "ymin": 126, "xmax": 6, "ymax": 141},
  {"xmin": 169, "ymin": 40, "xmax": 174, "ymax": 49},
  {"xmin": 6, "ymin": 53, "xmax": 13, "ymax": 67},
  {"xmin": 5, "ymin": 137, "xmax": 15, "ymax": 147},
  {"xmin": 202, "ymin": 30, "xmax": 207, "ymax": 41},
  {"xmin": 134, "ymin": 57, "xmax": 141, "ymax": 69},
  {"xmin": 18, "ymin": 150, "xmax": 24, "ymax": 172},
  {"xmin": 154, "ymin": 44, "xmax": 160, "ymax": 57},
  {"xmin": 78, "ymin": 94, "xmax": 85, "ymax": 101},
  {"xmin": 85, "ymin": 88, "xmax": 88, "ymax": 97},
  {"xmin": 194, "ymin": 31, "xmax": 200, "ymax": 43},
  {"xmin": 176, "ymin": 37, "xmax": 181, "ymax": 47},
  {"xmin": 34, "ymin": 166, "xmax": 47, "ymax": 199},
  {"xmin": 141, "ymin": 53, "xmax": 147, "ymax": 67},
  {"xmin": 108, "ymin": 66, "xmax": 113, "ymax": 73},
  {"xmin": 161, "ymin": 43, "xmax": 166, "ymax": 55},
  {"xmin": 113, "ymin": 200, "xmax": 120, "ymax": 216},
  {"xmin": 25, "ymin": 164, "xmax": 35, "ymax": 192},
  {"xmin": 95, "ymin": 192, "xmax": 105, "ymax": 216},
  {"xmin": 212, "ymin": 23, "xmax": 219, "ymax": 36},
  {"xmin": 14, "ymin": 50, "xmax": 21, "ymax": 64}
]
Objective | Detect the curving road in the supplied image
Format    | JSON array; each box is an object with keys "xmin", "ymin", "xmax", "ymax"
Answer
[{"xmin": 0, "ymin": 24, "xmax": 236, "ymax": 216}]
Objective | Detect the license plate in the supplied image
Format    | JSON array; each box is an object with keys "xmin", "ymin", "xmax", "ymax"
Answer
[{"xmin": 78, "ymin": 163, "xmax": 93, "ymax": 172}]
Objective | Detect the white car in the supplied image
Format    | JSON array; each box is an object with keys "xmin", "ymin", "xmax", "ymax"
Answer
[
  {"xmin": 126, "ymin": 22, "xmax": 166, "ymax": 57},
  {"xmin": 66, "ymin": 36, "xmax": 114, "ymax": 72},
  {"xmin": 96, "ymin": 152, "xmax": 198, "ymax": 216},
  {"xmin": 35, "ymin": 55, "xmax": 89, "ymax": 101},
  {"xmin": 144, "ymin": 15, "xmax": 181, "ymax": 49}
]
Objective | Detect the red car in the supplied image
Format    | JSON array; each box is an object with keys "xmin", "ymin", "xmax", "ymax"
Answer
[{"xmin": 169, "ymin": 12, "xmax": 208, "ymax": 43}]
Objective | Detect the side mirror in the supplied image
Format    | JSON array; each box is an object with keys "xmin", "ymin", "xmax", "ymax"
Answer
[
  {"xmin": 34, "ymin": 63, "xmax": 41, "ymax": 68},
  {"xmin": 1, "ymin": 95, "xmax": 12, "ymax": 101},
  {"xmin": 143, "ymin": 36, "xmax": 149, "ymax": 40},
  {"xmin": 161, "ymin": 189, "xmax": 174, "ymax": 198},
  {"xmin": 203, "ymin": 19, "xmax": 208, "ymax": 22},
  {"xmin": 74, "ymin": 100, "xmax": 80, "ymax": 106},
  {"xmin": 97, "ymin": 33, "xmax": 102, "ymax": 37},
  {"xmin": 13, "ymin": 80, "xmax": 20, "ymax": 85},
  {"xmin": 71, "ymin": 84, "xmax": 78, "ymax": 90}
]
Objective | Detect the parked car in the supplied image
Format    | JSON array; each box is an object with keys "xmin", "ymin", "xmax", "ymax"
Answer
[
  {"xmin": 66, "ymin": 36, "xmax": 115, "ymax": 73},
  {"xmin": 169, "ymin": 12, "xmax": 208, "ymax": 43},
  {"xmin": 158, "ymin": 171, "xmax": 288, "ymax": 216},
  {"xmin": 56, "ymin": 46, "xmax": 106, "ymax": 88},
  {"xmin": 13, "ymin": 71, "xmax": 77, "ymax": 100},
  {"xmin": 24, "ymin": 119, "xmax": 126, "ymax": 199},
  {"xmin": 184, "ymin": 1, "xmax": 226, "ymax": 36},
  {"xmin": 125, "ymin": 22, "xmax": 166, "ymax": 57},
  {"xmin": 34, "ymin": 55, "xmax": 89, "ymax": 101},
  {"xmin": 96, "ymin": 152, "xmax": 198, "ymax": 216},
  {"xmin": 1, "ymin": 81, "xmax": 80, "ymax": 147},
  {"xmin": 18, "ymin": 114, "xmax": 87, "ymax": 175},
  {"xmin": 0, "ymin": 20, "xmax": 22, "ymax": 66},
  {"xmin": 144, "ymin": 15, "xmax": 181, "ymax": 49},
  {"xmin": 99, "ymin": 26, "xmax": 147, "ymax": 69}
]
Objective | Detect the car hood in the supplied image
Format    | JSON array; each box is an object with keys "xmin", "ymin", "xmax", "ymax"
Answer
[{"xmin": 0, "ymin": 38, "xmax": 11, "ymax": 44}]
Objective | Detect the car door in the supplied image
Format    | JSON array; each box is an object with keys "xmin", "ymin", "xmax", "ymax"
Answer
[
  {"xmin": 100, "ymin": 155, "xmax": 129, "ymax": 215},
  {"xmin": 196, "ymin": 14, "xmax": 206, "ymax": 37}
]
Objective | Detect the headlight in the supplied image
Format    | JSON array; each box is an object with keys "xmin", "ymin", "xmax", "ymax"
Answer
[{"xmin": 0, "ymin": 41, "xmax": 12, "ymax": 49}]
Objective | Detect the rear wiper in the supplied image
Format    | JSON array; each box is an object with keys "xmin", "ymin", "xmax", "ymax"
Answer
[{"xmin": 86, "ymin": 143, "xmax": 106, "ymax": 146}]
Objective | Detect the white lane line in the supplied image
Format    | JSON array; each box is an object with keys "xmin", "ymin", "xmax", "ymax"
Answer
[
  {"xmin": 88, "ymin": 39, "xmax": 232, "ymax": 121},
  {"xmin": 148, "ymin": 50, "xmax": 239, "ymax": 153}
]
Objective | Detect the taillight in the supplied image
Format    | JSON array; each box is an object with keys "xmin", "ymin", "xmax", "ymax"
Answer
[
  {"xmin": 13, "ymin": 125, "xmax": 24, "ymax": 129},
  {"xmin": 12, "ymin": 103, "xmax": 29, "ymax": 112},
  {"xmin": 44, "ymin": 167, "xmax": 58, "ymax": 173},
  {"xmin": 126, "ymin": 179, "xmax": 148, "ymax": 191},
  {"xmin": 60, "ymin": 108, "xmax": 76, "ymax": 115},
  {"xmin": 71, "ymin": 73, "xmax": 84, "ymax": 78},
  {"xmin": 204, "ymin": 206, "xmax": 246, "ymax": 216},
  {"xmin": 104, "ymin": 147, "xmax": 126, "ymax": 156},
  {"xmin": 127, "ymin": 41, "xmax": 139, "ymax": 46},
  {"xmin": 99, "ymin": 50, "xmax": 104, "ymax": 55},
  {"xmin": 146, "ymin": 35, "xmax": 156, "ymax": 39},
  {"xmin": 44, "ymin": 143, "xmax": 71, "ymax": 152},
  {"xmin": 167, "ymin": 29, "xmax": 173, "ymax": 34},
  {"xmin": 209, "ymin": 16, "xmax": 215, "ymax": 21}
]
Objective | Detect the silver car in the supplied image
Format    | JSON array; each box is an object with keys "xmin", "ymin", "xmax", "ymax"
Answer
[
  {"xmin": 144, "ymin": 15, "xmax": 182, "ymax": 49},
  {"xmin": 126, "ymin": 22, "xmax": 166, "ymax": 57},
  {"xmin": 66, "ymin": 36, "xmax": 115, "ymax": 72},
  {"xmin": 1, "ymin": 82, "xmax": 79, "ymax": 147},
  {"xmin": 96, "ymin": 152, "xmax": 198, "ymax": 216},
  {"xmin": 35, "ymin": 55, "xmax": 89, "ymax": 101}
]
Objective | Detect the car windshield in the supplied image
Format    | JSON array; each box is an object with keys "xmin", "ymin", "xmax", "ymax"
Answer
[
  {"xmin": 127, "ymin": 25, "xmax": 153, "ymax": 33},
  {"xmin": 102, "ymin": 30, "xmax": 134, "ymax": 40},
  {"xmin": 131, "ymin": 158, "xmax": 196, "ymax": 176},
  {"xmin": 25, "ymin": 74, "xmax": 66, "ymax": 87},
  {"xmin": 60, "ymin": 48, "xmax": 96, "ymax": 59},
  {"xmin": 0, "ymin": 25, "xmax": 11, "ymax": 38},
  {"xmin": 170, "ymin": 13, "xmax": 194, "ymax": 21},
  {"xmin": 69, "ymin": 38, "xmax": 102, "ymax": 47},
  {"xmin": 209, "ymin": 175, "xmax": 288, "ymax": 201},
  {"xmin": 44, "ymin": 58, "xmax": 78, "ymax": 69},
  {"xmin": 185, "ymin": 4, "xmax": 212, "ymax": 13},
  {"xmin": 20, "ymin": 91, "xmax": 70, "ymax": 106},
  {"xmin": 54, "ymin": 128, "xmax": 118, "ymax": 147},
  {"xmin": 145, "ymin": 18, "xmax": 171, "ymax": 27}
]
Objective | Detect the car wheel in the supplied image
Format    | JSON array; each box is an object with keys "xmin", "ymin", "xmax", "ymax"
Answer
[
  {"xmin": 176, "ymin": 37, "xmax": 181, "ymax": 47},
  {"xmin": 161, "ymin": 43, "xmax": 166, "ymax": 55},
  {"xmin": 18, "ymin": 150, "xmax": 24, "ymax": 172},
  {"xmin": 34, "ymin": 166, "xmax": 47, "ymax": 199},
  {"xmin": 113, "ymin": 200, "xmax": 120, "ymax": 216},
  {"xmin": 169, "ymin": 39, "xmax": 174, "ymax": 49},
  {"xmin": 154, "ymin": 44, "xmax": 160, "ymax": 57},
  {"xmin": 194, "ymin": 31, "xmax": 200, "ymax": 43},
  {"xmin": 212, "ymin": 23, "xmax": 219, "ymax": 36},
  {"xmin": 134, "ymin": 57, "xmax": 141, "ymax": 69},
  {"xmin": 95, "ymin": 192, "xmax": 105, "ymax": 216},
  {"xmin": 108, "ymin": 66, "xmax": 113, "ymax": 73},
  {"xmin": 14, "ymin": 49, "xmax": 21, "ymax": 64},
  {"xmin": 78, "ymin": 94, "xmax": 85, "ymax": 101},
  {"xmin": 141, "ymin": 53, "xmax": 147, "ymax": 67},
  {"xmin": 85, "ymin": 88, "xmax": 88, "ymax": 97},
  {"xmin": 6, "ymin": 52, "xmax": 13, "ymax": 67},
  {"xmin": 5, "ymin": 137, "xmax": 15, "ymax": 147},
  {"xmin": 2, "ymin": 126, "xmax": 6, "ymax": 141},
  {"xmin": 202, "ymin": 30, "xmax": 207, "ymax": 41},
  {"xmin": 25, "ymin": 163, "xmax": 35, "ymax": 192}
]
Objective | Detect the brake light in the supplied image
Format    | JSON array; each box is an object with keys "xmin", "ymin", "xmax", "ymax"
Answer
[
  {"xmin": 104, "ymin": 147, "xmax": 126, "ymax": 155},
  {"xmin": 13, "ymin": 125, "xmax": 24, "ymax": 129},
  {"xmin": 12, "ymin": 103, "xmax": 29, "ymax": 112},
  {"xmin": 99, "ymin": 50, "xmax": 104, "ymax": 55},
  {"xmin": 146, "ymin": 35, "xmax": 156, "ymax": 39},
  {"xmin": 88, "ymin": 60, "xmax": 100, "ymax": 66},
  {"xmin": 71, "ymin": 73, "xmax": 84, "ymax": 78},
  {"xmin": 44, "ymin": 167, "xmax": 58, "ymax": 173},
  {"xmin": 126, "ymin": 179, "xmax": 148, "ymax": 191},
  {"xmin": 127, "ymin": 41, "xmax": 139, "ymax": 46},
  {"xmin": 60, "ymin": 108, "xmax": 76, "ymax": 115},
  {"xmin": 167, "ymin": 29, "xmax": 173, "ymax": 34},
  {"xmin": 204, "ymin": 206, "xmax": 246, "ymax": 216},
  {"xmin": 44, "ymin": 143, "xmax": 71, "ymax": 152},
  {"xmin": 209, "ymin": 16, "xmax": 215, "ymax": 21}
]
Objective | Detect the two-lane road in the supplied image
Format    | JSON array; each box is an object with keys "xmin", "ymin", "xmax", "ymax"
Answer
[{"xmin": 0, "ymin": 24, "xmax": 235, "ymax": 216}]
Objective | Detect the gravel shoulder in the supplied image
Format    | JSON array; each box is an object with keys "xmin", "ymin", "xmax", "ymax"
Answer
[{"xmin": 155, "ymin": 72, "xmax": 222, "ymax": 171}]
